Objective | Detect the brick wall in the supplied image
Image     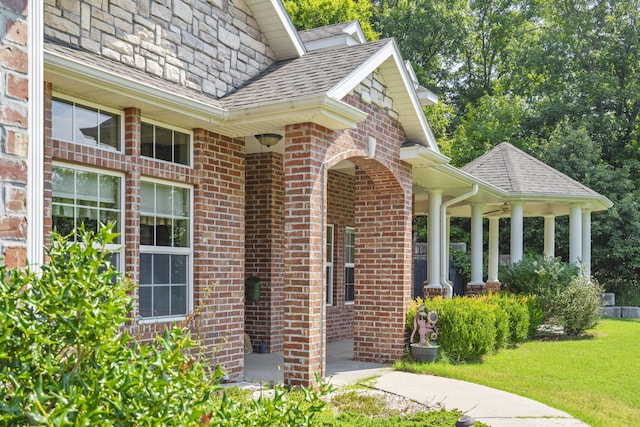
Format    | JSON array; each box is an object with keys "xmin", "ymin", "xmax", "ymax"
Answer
[
  {"xmin": 43, "ymin": 0, "xmax": 276, "ymax": 98},
  {"xmin": 0, "ymin": 1, "xmax": 29, "ymax": 268},
  {"xmin": 245, "ymin": 152, "xmax": 284, "ymax": 353},
  {"xmin": 43, "ymin": 84, "xmax": 246, "ymax": 378},
  {"xmin": 326, "ymin": 170, "xmax": 355, "ymax": 342}
]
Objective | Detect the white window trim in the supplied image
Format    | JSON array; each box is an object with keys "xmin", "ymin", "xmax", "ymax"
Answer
[
  {"xmin": 51, "ymin": 92, "xmax": 124, "ymax": 152},
  {"xmin": 345, "ymin": 226, "xmax": 355, "ymax": 305},
  {"xmin": 140, "ymin": 116, "xmax": 194, "ymax": 167},
  {"xmin": 51, "ymin": 162, "xmax": 125, "ymax": 270},
  {"xmin": 326, "ymin": 224, "xmax": 334, "ymax": 306},
  {"xmin": 139, "ymin": 177, "xmax": 194, "ymax": 323}
]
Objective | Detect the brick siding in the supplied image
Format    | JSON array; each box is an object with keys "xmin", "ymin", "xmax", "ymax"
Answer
[{"xmin": 43, "ymin": 84, "xmax": 246, "ymax": 378}]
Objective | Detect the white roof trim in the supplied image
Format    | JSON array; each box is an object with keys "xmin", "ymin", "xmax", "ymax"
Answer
[
  {"xmin": 244, "ymin": 0, "xmax": 305, "ymax": 59},
  {"xmin": 326, "ymin": 40, "xmax": 440, "ymax": 152},
  {"xmin": 44, "ymin": 50, "xmax": 226, "ymax": 125}
]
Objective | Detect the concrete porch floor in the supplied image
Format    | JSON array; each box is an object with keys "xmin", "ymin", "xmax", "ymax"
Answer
[{"xmin": 243, "ymin": 339, "xmax": 389, "ymax": 385}]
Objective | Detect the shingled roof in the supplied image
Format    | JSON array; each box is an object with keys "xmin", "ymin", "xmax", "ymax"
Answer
[
  {"xmin": 220, "ymin": 39, "xmax": 389, "ymax": 110},
  {"xmin": 461, "ymin": 142, "xmax": 601, "ymax": 197}
]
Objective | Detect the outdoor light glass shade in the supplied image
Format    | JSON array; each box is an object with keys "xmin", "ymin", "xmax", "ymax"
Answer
[{"xmin": 255, "ymin": 133, "xmax": 282, "ymax": 147}]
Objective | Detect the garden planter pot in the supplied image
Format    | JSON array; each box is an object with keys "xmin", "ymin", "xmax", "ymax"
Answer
[{"xmin": 410, "ymin": 343, "xmax": 438, "ymax": 362}]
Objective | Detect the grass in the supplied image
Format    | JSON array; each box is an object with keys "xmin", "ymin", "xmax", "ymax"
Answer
[{"xmin": 395, "ymin": 319, "xmax": 640, "ymax": 427}]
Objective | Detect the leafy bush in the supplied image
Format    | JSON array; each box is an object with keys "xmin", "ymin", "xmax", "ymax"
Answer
[
  {"xmin": 406, "ymin": 294, "xmax": 533, "ymax": 362},
  {"xmin": 422, "ymin": 297, "xmax": 497, "ymax": 362},
  {"xmin": 555, "ymin": 277, "xmax": 604, "ymax": 336},
  {"xmin": 500, "ymin": 254, "xmax": 582, "ymax": 320},
  {"xmin": 492, "ymin": 294, "xmax": 531, "ymax": 345},
  {"xmin": 517, "ymin": 295, "xmax": 543, "ymax": 339},
  {"xmin": 0, "ymin": 226, "xmax": 328, "ymax": 426}
]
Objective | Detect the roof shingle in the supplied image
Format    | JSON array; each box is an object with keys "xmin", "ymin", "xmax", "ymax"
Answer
[
  {"xmin": 461, "ymin": 142, "xmax": 601, "ymax": 197},
  {"xmin": 220, "ymin": 39, "xmax": 389, "ymax": 110}
]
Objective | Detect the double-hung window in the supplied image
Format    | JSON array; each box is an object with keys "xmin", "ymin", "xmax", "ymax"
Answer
[
  {"xmin": 139, "ymin": 180, "xmax": 191, "ymax": 319},
  {"xmin": 326, "ymin": 224, "xmax": 334, "ymax": 305},
  {"xmin": 345, "ymin": 227, "xmax": 355, "ymax": 303},
  {"xmin": 51, "ymin": 96, "xmax": 121, "ymax": 150},
  {"xmin": 51, "ymin": 164, "xmax": 123, "ymax": 268}
]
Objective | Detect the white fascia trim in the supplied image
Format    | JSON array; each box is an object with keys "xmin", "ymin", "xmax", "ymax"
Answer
[
  {"xmin": 270, "ymin": 0, "xmax": 306, "ymax": 56},
  {"xmin": 224, "ymin": 95, "xmax": 368, "ymax": 129},
  {"xmin": 305, "ymin": 35, "xmax": 359, "ymax": 51},
  {"xmin": 27, "ymin": 0, "xmax": 44, "ymax": 268},
  {"xmin": 44, "ymin": 51, "xmax": 226, "ymax": 127},
  {"xmin": 506, "ymin": 194, "xmax": 614, "ymax": 211},
  {"xmin": 436, "ymin": 163, "xmax": 507, "ymax": 198},
  {"xmin": 343, "ymin": 21, "xmax": 367, "ymax": 44},
  {"xmin": 400, "ymin": 144, "xmax": 449, "ymax": 165},
  {"xmin": 326, "ymin": 40, "xmax": 440, "ymax": 152}
]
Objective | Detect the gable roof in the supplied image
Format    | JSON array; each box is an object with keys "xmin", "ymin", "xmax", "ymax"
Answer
[{"xmin": 221, "ymin": 40, "xmax": 387, "ymax": 110}]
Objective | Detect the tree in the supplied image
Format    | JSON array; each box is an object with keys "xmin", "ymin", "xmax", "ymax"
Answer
[{"xmin": 283, "ymin": 0, "xmax": 379, "ymax": 41}]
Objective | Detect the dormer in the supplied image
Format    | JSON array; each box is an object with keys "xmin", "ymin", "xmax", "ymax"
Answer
[{"xmin": 299, "ymin": 21, "xmax": 367, "ymax": 51}]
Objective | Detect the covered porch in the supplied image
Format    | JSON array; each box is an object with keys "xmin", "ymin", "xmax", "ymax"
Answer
[{"xmin": 405, "ymin": 142, "xmax": 613, "ymax": 297}]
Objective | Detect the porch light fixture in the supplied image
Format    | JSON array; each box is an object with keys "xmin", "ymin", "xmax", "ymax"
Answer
[{"xmin": 255, "ymin": 133, "xmax": 282, "ymax": 147}]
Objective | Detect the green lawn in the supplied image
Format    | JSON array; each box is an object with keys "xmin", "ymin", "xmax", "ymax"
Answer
[{"xmin": 395, "ymin": 319, "xmax": 640, "ymax": 427}]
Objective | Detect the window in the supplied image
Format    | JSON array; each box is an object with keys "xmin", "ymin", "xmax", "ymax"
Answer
[
  {"xmin": 141, "ymin": 121, "xmax": 191, "ymax": 166},
  {"xmin": 52, "ymin": 97, "xmax": 121, "ymax": 150},
  {"xmin": 51, "ymin": 164, "xmax": 122, "ymax": 268},
  {"xmin": 326, "ymin": 224, "xmax": 334, "ymax": 305},
  {"xmin": 345, "ymin": 227, "xmax": 355, "ymax": 303},
  {"xmin": 140, "ymin": 180, "xmax": 191, "ymax": 319}
]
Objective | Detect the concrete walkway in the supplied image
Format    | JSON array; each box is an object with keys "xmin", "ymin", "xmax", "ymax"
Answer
[{"xmin": 243, "ymin": 340, "xmax": 589, "ymax": 427}]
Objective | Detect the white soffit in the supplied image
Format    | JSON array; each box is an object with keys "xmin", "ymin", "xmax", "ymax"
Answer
[
  {"xmin": 245, "ymin": 0, "xmax": 305, "ymax": 60},
  {"xmin": 326, "ymin": 40, "xmax": 440, "ymax": 152}
]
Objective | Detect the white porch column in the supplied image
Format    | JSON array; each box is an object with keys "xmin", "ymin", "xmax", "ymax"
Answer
[
  {"xmin": 427, "ymin": 190, "xmax": 443, "ymax": 289},
  {"xmin": 510, "ymin": 202, "xmax": 524, "ymax": 263},
  {"xmin": 469, "ymin": 204, "xmax": 484, "ymax": 286},
  {"xmin": 569, "ymin": 204, "xmax": 583, "ymax": 267},
  {"xmin": 487, "ymin": 217, "xmax": 500, "ymax": 283},
  {"xmin": 582, "ymin": 210, "xmax": 592, "ymax": 278},
  {"xmin": 544, "ymin": 215, "xmax": 555, "ymax": 258}
]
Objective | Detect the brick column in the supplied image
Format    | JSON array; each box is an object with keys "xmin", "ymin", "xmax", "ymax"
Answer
[
  {"xmin": 193, "ymin": 130, "xmax": 246, "ymax": 377},
  {"xmin": 353, "ymin": 167, "xmax": 413, "ymax": 364},
  {"xmin": 245, "ymin": 152, "xmax": 284, "ymax": 353},
  {"xmin": 283, "ymin": 124, "xmax": 325, "ymax": 387}
]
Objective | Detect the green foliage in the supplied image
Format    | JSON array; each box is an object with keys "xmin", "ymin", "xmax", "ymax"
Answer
[
  {"xmin": 0, "ymin": 225, "xmax": 217, "ymax": 425},
  {"xmin": 500, "ymin": 254, "xmax": 580, "ymax": 319},
  {"xmin": 0, "ymin": 226, "xmax": 329, "ymax": 426},
  {"xmin": 500, "ymin": 254, "xmax": 603, "ymax": 336},
  {"xmin": 555, "ymin": 277, "xmax": 604, "ymax": 337},
  {"xmin": 283, "ymin": 0, "xmax": 379, "ymax": 41},
  {"xmin": 316, "ymin": 407, "xmax": 490, "ymax": 426},
  {"xmin": 407, "ymin": 295, "xmax": 532, "ymax": 362},
  {"xmin": 449, "ymin": 248, "xmax": 471, "ymax": 284}
]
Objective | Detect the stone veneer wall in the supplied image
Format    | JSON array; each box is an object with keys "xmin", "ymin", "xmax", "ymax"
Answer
[
  {"xmin": 0, "ymin": 1, "xmax": 29, "ymax": 268},
  {"xmin": 44, "ymin": 0, "xmax": 276, "ymax": 97}
]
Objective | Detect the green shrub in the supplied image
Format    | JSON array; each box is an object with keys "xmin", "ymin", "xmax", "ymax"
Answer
[
  {"xmin": 500, "ymin": 254, "xmax": 585, "ymax": 325},
  {"xmin": 423, "ymin": 297, "xmax": 497, "ymax": 362},
  {"xmin": 0, "ymin": 226, "xmax": 328, "ymax": 426},
  {"xmin": 519, "ymin": 295, "xmax": 544, "ymax": 338},
  {"xmin": 556, "ymin": 277, "xmax": 604, "ymax": 336},
  {"xmin": 492, "ymin": 294, "xmax": 531, "ymax": 345}
]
